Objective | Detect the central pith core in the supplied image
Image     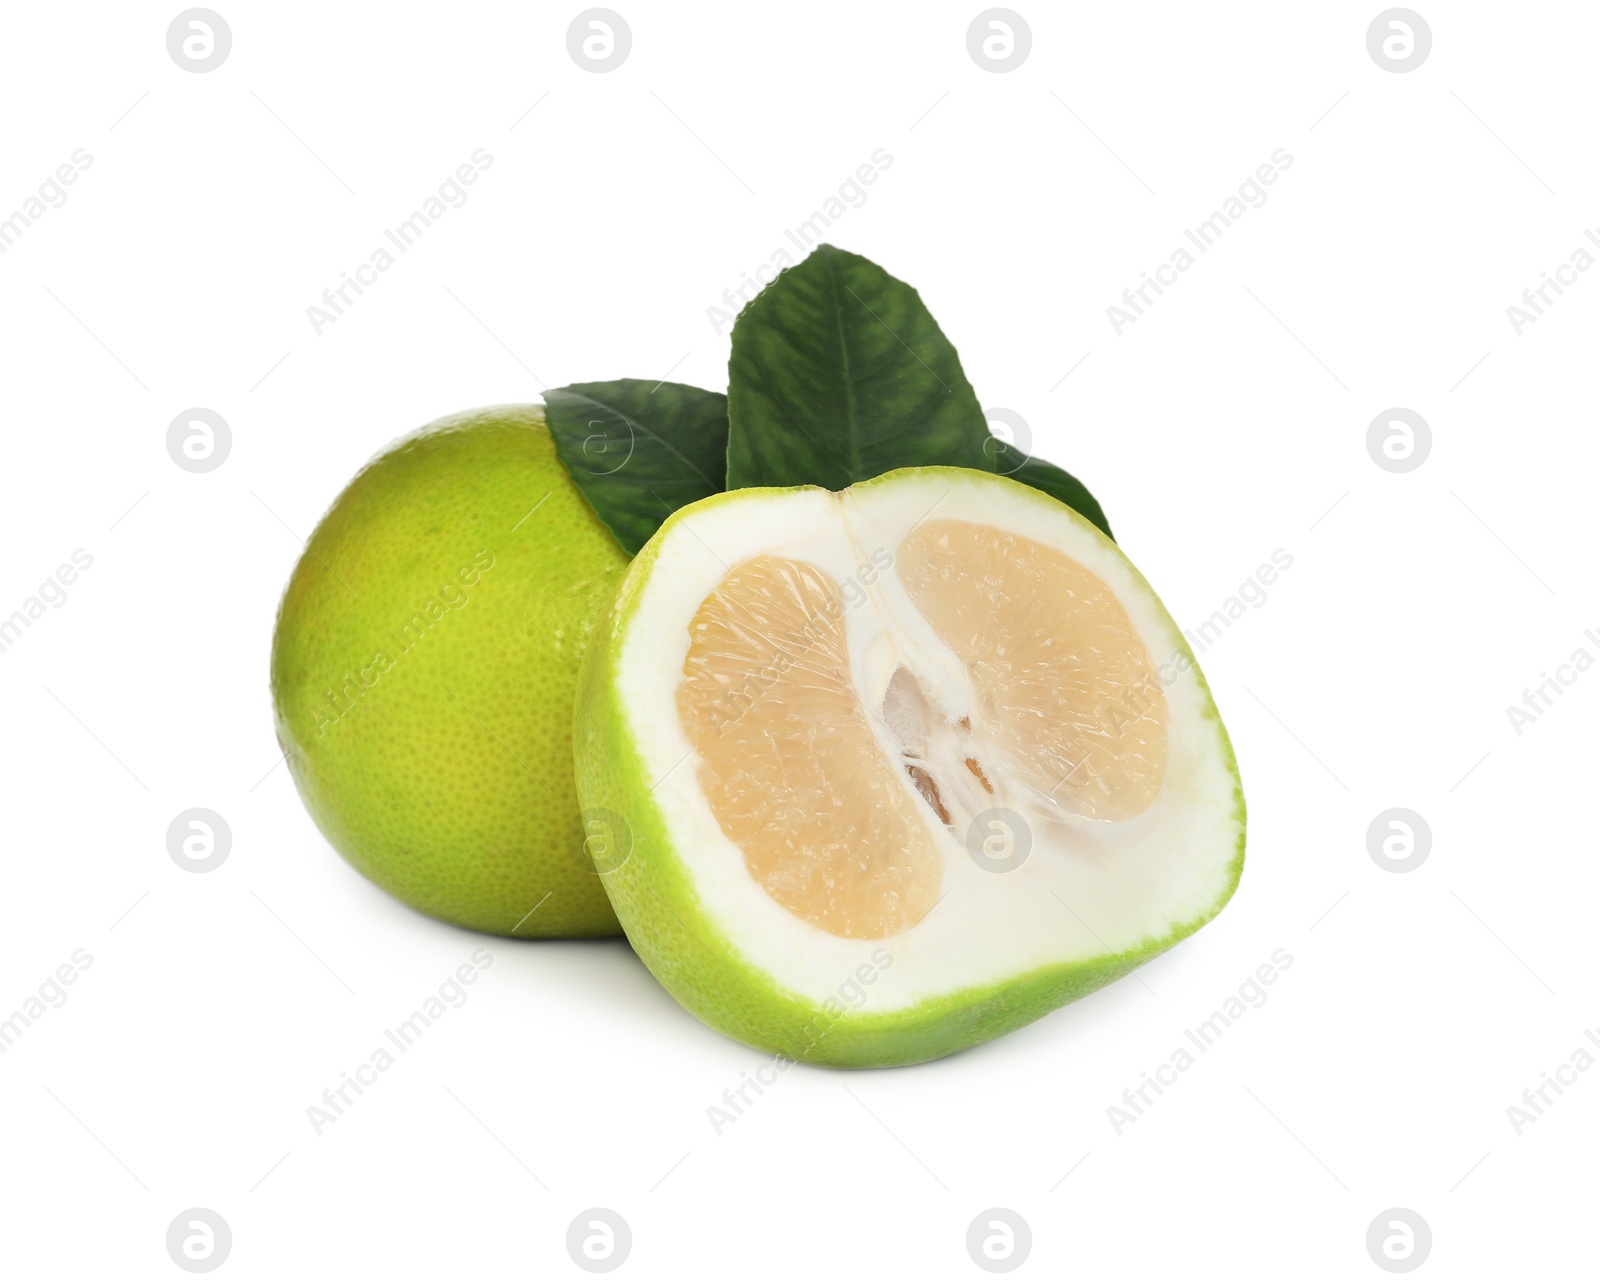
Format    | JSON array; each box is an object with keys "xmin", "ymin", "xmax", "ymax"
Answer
[
  {"xmin": 677, "ymin": 518, "xmax": 1169, "ymax": 940},
  {"xmin": 880, "ymin": 665, "xmax": 994, "ymax": 828}
]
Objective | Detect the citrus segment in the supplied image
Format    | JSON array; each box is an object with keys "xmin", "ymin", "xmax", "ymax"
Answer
[
  {"xmin": 897, "ymin": 518, "xmax": 1167, "ymax": 823},
  {"xmin": 677, "ymin": 555, "xmax": 943, "ymax": 939}
]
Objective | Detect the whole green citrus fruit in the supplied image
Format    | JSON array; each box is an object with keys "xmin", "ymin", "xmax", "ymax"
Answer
[{"xmin": 271, "ymin": 405, "xmax": 627, "ymax": 936}]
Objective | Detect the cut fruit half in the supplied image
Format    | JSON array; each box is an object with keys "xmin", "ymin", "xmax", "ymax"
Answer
[{"xmin": 574, "ymin": 467, "xmax": 1244, "ymax": 1067}]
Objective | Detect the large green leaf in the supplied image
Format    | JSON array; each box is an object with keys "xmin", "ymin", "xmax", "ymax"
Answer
[
  {"xmin": 726, "ymin": 245, "xmax": 993, "ymax": 489},
  {"xmin": 545, "ymin": 380, "xmax": 728, "ymax": 555},
  {"xmin": 725, "ymin": 244, "xmax": 1113, "ymax": 538}
]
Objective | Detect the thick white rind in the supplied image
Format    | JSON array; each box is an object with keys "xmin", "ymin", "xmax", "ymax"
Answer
[{"xmin": 615, "ymin": 471, "xmax": 1241, "ymax": 1012}]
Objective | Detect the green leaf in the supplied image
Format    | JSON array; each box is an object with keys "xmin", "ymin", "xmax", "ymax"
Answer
[
  {"xmin": 545, "ymin": 380, "xmax": 728, "ymax": 556},
  {"xmin": 726, "ymin": 244, "xmax": 993, "ymax": 490},
  {"xmin": 725, "ymin": 244, "xmax": 1113, "ymax": 538},
  {"xmin": 1003, "ymin": 454, "xmax": 1113, "ymax": 541}
]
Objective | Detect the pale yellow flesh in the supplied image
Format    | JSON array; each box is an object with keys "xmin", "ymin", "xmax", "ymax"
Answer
[
  {"xmin": 899, "ymin": 520, "xmax": 1167, "ymax": 824},
  {"xmin": 677, "ymin": 518, "xmax": 1168, "ymax": 940}
]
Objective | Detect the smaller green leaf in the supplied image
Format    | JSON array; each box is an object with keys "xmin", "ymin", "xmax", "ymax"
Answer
[
  {"xmin": 1003, "ymin": 453, "xmax": 1114, "ymax": 541},
  {"xmin": 545, "ymin": 380, "xmax": 728, "ymax": 556}
]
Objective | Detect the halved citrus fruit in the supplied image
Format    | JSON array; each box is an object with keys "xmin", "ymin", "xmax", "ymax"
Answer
[{"xmin": 575, "ymin": 467, "xmax": 1244, "ymax": 1065}]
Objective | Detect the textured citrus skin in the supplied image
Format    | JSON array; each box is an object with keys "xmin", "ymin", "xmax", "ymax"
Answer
[
  {"xmin": 573, "ymin": 469, "xmax": 1246, "ymax": 1066},
  {"xmin": 272, "ymin": 406, "xmax": 628, "ymax": 937}
]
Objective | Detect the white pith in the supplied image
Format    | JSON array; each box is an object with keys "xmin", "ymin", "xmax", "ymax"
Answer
[{"xmin": 616, "ymin": 471, "xmax": 1241, "ymax": 1012}]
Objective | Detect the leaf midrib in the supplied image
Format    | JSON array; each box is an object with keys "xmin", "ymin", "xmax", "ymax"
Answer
[{"xmin": 821, "ymin": 248, "xmax": 863, "ymax": 480}]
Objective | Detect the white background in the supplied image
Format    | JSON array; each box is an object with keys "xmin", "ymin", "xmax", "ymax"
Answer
[{"xmin": 2, "ymin": 1, "xmax": 1595, "ymax": 1277}]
